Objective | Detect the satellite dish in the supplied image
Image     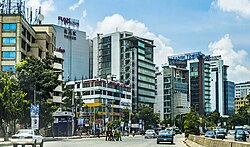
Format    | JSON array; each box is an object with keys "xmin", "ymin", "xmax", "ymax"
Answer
[{"xmin": 37, "ymin": 14, "xmax": 44, "ymax": 21}]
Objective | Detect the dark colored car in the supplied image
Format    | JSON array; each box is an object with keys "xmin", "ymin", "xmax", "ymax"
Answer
[
  {"xmin": 157, "ymin": 130, "xmax": 174, "ymax": 144},
  {"xmin": 216, "ymin": 129, "xmax": 226, "ymax": 139},
  {"xmin": 205, "ymin": 131, "xmax": 215, "ymax": 138},
  {"xmin": 235, "ymin": 130, "xmax": 246, "ymax": 141}
]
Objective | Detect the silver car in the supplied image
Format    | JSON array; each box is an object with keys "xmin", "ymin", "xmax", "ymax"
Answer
[
  {"xmin": 11, "ymin": 129, "xmax": 43, "ymax": 147},
  {"xmin": 145, "ymin": 129, "xmax": 156, "ymax": 139}
]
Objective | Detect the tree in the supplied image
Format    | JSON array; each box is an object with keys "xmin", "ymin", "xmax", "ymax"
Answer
[
  {"xmin": 133, "ymin": 105, "xmax": 160, "ymax": 130},
  {"xmin": 0, "ymin": 73, "xmax": 26, "ymax": 141},
  {"xmin": 204, "ymin": 111, "xmax": 220, "ymax": 127},
  {"xmin": 183, "ymin": 108, "xmax": 200, "ymax": 137},
  {"xmin": 161, "ymin": 118, "xmax": 172, "ymax": 128},
  {"xmin": 16, "ymin": 56, "xmax": 60, "ymax": 128}
]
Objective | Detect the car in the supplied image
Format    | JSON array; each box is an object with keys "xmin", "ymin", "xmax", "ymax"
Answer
[
  {"xmin": 11, "ymin": 129, "xmax": 43, "ymax": 147},
  {"xmin": 228, "ymin": 130, "xmax": 235, "ymax": 135},
  {"xmin": 145, "ymin": 129, "xmax": 156, "ymax": 139},
  {"xmin": 234, "ymin": 130, "xmax": 246, "ymax": 141},
  {"xmin": 205, "ymin": 131, "xmax": 215, "ymax": 138},
  {"xmin": 157, "ymin": 130, "xmax": 174, "ymax": 144},
  {"xmin": 216, "ymin": 129, "xmax": 226, "ymax": 139},
  {"xmin": 244, "ymin": 130, "xmax": 249, "ymax": 138}
]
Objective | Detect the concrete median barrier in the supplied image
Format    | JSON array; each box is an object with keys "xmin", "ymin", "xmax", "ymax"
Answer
[{"xmin": 188, "ymin": 135, "xmax": 250, "ymax": 147}]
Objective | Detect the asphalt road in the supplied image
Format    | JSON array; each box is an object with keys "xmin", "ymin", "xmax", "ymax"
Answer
[
  {"xmin": 6, "ymin": 134, "xmax": 187, "ymax": 147},
  {"xmin": 224, "ymin": 134, "xmax": 250, "ymax": 143}
]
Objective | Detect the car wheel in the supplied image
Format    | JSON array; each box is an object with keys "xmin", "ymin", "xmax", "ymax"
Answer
[
  {"xmin": 40, "ymin": 140, "xmax": 44, "ymax": 147},
  {"xmin": 171, "ymin": 141, "xmax": 173, "ymax": 144},
  {"xmin": 22, "ymin": 145, "xmax": 25, "ymax": 147},
  {"xmin": 157, "ymin": 141, "xmax": 159, "ymax": 144},
  {"xmin": 13, "ymin": 144, "xmax": 17, "ymax": 147},
  {"xmin": 145, "ymin": 136, "xmax": 147, "ymax": 139}
]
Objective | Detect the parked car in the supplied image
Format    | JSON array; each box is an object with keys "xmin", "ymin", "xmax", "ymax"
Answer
[
  {"xmin": 244, "ymin": 130, "xmax": 249, "ymax": 138},
  {"xmin": 145, "ymin": 129, "xmax": 156, "ymax": 139},
  {"xmin": 216, "ymin": 129, "xmax": 226, "ymax": 139},
  {"xmin": 228, "ymin": 130, "xmax": 235, "ymax": 135},
  {"xmin": 235, "ymin": 130, "xmax": 246, "ymax": 141},
  {"xmin": 157, "ymin": 130, "xmax": 174, "ymax": 144},
  {"xmin": 205, "ymin": 131, "xmax": 215, "ymax": 138},
  {"xmin": 11, "ymin": 129, "xmax": 43, "ymax": 147}
]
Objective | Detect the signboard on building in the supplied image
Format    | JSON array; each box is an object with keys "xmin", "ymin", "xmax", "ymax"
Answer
[
  {"xmin": 54, "ymin": 47, "xmax": 65, "ymax": 53},
  {"xmin": 58, "ymin": 16, "xmax": 79, "ymax": 29},
  {"xmin": 204, "ymin": 55, "xmax": 222, "ymax": 61},
  {"xmin": 168, "ymin": 52, "xmax": 202, "ymax": 61}
]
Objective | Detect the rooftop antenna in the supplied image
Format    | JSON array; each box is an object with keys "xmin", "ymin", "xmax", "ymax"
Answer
[{"xmin": 33, "ymin": 6, "xmax": 44, "ymax": 25}]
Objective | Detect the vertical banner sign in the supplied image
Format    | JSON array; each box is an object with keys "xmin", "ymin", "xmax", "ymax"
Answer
[{"xmin": 30, "ymin": 104, "xmax": 39, "ymax": 130}]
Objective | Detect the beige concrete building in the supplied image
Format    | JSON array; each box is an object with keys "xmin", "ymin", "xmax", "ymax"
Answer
[
  {"xmin": 0, "ymin": 14, "xmax": 63, "ymax": 103},
  {"xmin": 235, "ymin": 97, "xmax": 249, "ymax": 113}
]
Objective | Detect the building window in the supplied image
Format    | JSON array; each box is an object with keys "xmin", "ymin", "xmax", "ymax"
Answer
[
  {"xmin": 2, "ymin": 65, "xmax": 15, "ymax": 72},
  {"xmin": 2, "ymin": 23, "xmax": 16, "ymax": 31},
  {"xmin": 2, "ymin": 37, "xmax": 16, "ymax": 45},
  {"xmin": 2, "ymin": 51, "xmax": 16, "ymax": 59}
]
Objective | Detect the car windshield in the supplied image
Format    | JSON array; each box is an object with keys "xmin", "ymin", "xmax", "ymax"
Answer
[
  {"xmin": 16, "ymin": 130, "xmax": 33, "ymax": 135},
  {"xmin": 237, "ymin": 130, "xmax": 244, "ymax": 135}
]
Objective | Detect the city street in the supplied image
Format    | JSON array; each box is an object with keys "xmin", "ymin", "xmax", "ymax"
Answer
[{"xmin": 5, "ymin": 134, "xmax": 187, "ymax": 147}]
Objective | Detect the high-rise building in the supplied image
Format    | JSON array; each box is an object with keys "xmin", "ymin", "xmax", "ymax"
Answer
[
  {"xmin": 93, "ymin": 31, "xmax": 155, "ymax": 113},
  {"xmin": 53, "ymin": 24, "xmax": 90, "ymax": 81},
  {"xmin": 168, "ymin": 52, "xmax": 211, "ymax": 115},
  {"xmin": 206, "ymin": 55, "xmax": 230, "ymax": 116},
  {"xmin": 235, "ymin": 81, "xmax": 250, "ymax": 99},
  {"xmin": 155, "ymin": 65, "xmax": 190, "ymax": 121}
]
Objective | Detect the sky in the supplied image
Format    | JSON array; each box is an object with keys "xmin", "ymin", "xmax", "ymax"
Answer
[{"xmin": 26, "ymin": 0, "xmax": 250, "ymax": 83}]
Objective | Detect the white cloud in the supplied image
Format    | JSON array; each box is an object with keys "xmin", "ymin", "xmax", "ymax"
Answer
[
  {"xmin": 91, "ymin": 14, "xmax": 174, "ymax": 67},
  {"xmin": 213, "ymin": 0, "xmax": 250, "ymax": 18},
  {"xmin": 26, "ymin": 0, "xmax": 55, "ymax": 16},
  {"xmin": 69, "ymin": 0, "xmax": 84, "ymax": 11},
  {"xmin": 208, "ymin": 34, "xmax": 250, "ymax": 82},
  {"xmin": 82, "ymin": 10, "xmax": 87, "ymax": 18}
]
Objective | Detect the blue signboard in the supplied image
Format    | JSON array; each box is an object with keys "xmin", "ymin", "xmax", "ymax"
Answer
[
  {"xmin": 30, "ymin": 104, "xmax": 39, "ymax": 117},
  {"xmin": 168, "ymin": 52, "xmax": 202, "ymax": 61}
]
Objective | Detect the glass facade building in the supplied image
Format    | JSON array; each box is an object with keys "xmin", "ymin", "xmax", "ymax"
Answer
[{"xmin": 224, "ymin": 81, "xmax": 235, "ymax": 115}]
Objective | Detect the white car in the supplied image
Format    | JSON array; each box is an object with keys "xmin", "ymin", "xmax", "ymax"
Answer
[
  {"xmin": 145, "ymin": 129, "xmax": 156, "ymax": 139},
  {"xmin": 11, "ymin": 129, "xmax": 43, "ymax": 147}
]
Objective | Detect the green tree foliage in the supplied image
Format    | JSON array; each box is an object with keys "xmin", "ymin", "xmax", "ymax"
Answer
[
  {"xmin": 0, "ymin": 73, "xmax": 26, "ymax": 141},
  {"xmin": 16, "ymin": 56, "xmax": 60, "ymax": 128},
  {"xmin": 183, "ymin": 108, "xmax": 200, "ymax": 137},
  {"xmin": 161, "ymin": 118, "xmax": 172, "ymax": 128},
  {"xmin": 133, "ymin": 105, "xmax": 160, "ymax": 130},
  {"xmin": 204, "ymin": 111, "xmax": 220, "ymax": 127}
]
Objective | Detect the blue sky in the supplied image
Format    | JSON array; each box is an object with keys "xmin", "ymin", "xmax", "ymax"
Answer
[{"xmin": 26, "ymin": 0, "xmax": 250, "ymax": 83}]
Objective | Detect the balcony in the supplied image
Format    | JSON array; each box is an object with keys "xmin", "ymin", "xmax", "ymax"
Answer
[{"xmin": 53, "ymin": 63, "xmax": 62, "ymax": 70}]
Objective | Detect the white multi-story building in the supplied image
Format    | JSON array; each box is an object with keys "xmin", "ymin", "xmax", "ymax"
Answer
[
  {"xmin": 207, "ymin": 55, "xmax": 229, "ymax": 116},
  {"xmin": 92, "ymin": 31, "xmax": 156, "ymax": 113},
  {"xmin": 235, "ymin": 81, "xmax": 250, "ymax": 98}
]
